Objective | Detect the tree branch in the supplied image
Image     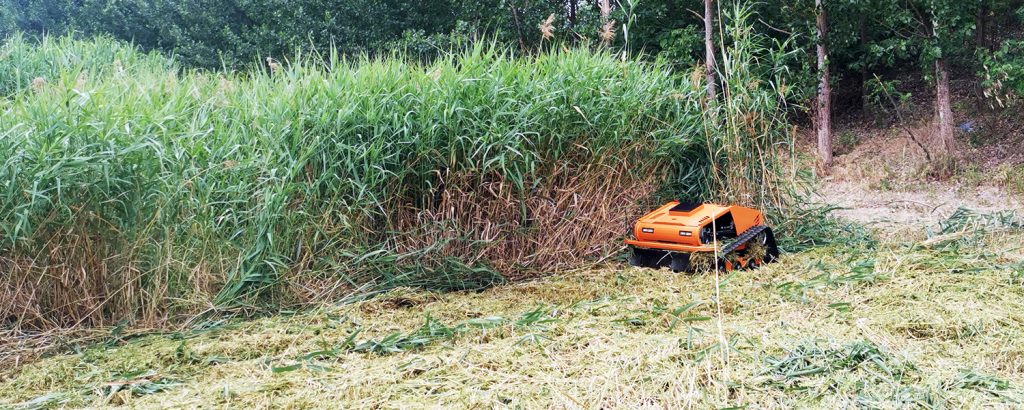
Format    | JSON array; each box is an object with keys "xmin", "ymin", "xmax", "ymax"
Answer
[{"xmin": 874, "ymin": 74, "xmax": 933, "ymax": 162}]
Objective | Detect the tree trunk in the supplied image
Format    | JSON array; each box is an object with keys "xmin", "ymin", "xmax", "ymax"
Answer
[
  {"xmin": 704, "ymin": 0, "xmax": 716, "ymax": 100},
  {"xmin": 934, "ymin": 57, "xmax": 955, "ymax": 158},
  {"xmin": 858, "ymin": 16, "xmax": 869, "ymax": 111},
  {"xmin": 508, "ymin": 3, "xmax": 527, "ymax": 52},
  {"xmin": 816, "ymin": 0, "xmax": 833, "ymax": 168},
  {"xmin": 976, "ymin": 2, "xmax": 987, "ymax": 50}
]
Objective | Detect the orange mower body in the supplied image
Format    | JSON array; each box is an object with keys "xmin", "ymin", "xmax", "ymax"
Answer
[{"xmin": 625, "ymin": 201, "xmax": 779, "ymax": 272}]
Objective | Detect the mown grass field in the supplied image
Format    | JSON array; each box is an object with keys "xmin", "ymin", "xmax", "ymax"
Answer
[{"xmin": 3, "ymin": 211, "xmax": 1022, "ymax": 409}]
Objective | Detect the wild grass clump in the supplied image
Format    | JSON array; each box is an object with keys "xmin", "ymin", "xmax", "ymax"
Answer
[
  {"xmin": 0, "ymin": 33, "xmax": 171, "ymax": 97},
  {"xmin": 1, "ymin": 35, "xmax": 717, "ymax": 331},
  {"xmin": 762, "ymin": 340, "xmax": 904, "ymax": 384},
  {"xmin": 670, "ymin": 2, "xmax": 798, "ymax": 211},
  {"xmin": 1, "ymin": 2, "xmax": 806, "ymax": 333}
]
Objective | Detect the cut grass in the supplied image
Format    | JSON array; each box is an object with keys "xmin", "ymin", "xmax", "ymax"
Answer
[{"xmin": 2, "ymin": 222, "xmax": 1022, "ymax": 408}]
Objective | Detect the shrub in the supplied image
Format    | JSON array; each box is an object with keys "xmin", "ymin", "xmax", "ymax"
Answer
[{"xmin": 981, "ymin": 39, "xmax": 1024, "ymax": 108}]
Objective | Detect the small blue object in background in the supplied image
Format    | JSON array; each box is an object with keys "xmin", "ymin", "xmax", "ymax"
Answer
[{"xmin": 958, "ymin": 120, "xmax": 976, "ymax": 133}]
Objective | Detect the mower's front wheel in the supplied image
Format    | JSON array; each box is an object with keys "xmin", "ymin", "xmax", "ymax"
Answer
[
  {"xmin": 629, "ymin": 248, "xmax": 661, "ymax": 269},
  {"xmin": 670, "ymin": 252, "xmax": 691, "ymax": 273}
]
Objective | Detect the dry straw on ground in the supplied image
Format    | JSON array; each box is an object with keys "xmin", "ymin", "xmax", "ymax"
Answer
[{"xmin": 3, "ymin": 222, "xmax": 1022, "ymax": 408}]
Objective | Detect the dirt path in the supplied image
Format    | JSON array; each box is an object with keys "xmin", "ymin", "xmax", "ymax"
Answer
[
  {"xmin": 814, "ymin": 126, "xmax": 1022, "ymax": 229},
  {"xmin": 820, "ymin": 181, "xmax": 1022, "ymax": 228}
]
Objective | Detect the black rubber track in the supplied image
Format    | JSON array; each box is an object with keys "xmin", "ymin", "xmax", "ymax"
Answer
[
  {"xmin": 721, "ymin": 225, "xmax": 779, "ymax": 263},
  {"xmin": 628, "ymin": 225, "xmax": 779, "ymax": 272}
]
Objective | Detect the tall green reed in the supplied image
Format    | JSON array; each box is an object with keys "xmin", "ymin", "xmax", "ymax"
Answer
[
  {"xmin": 1, "ymin": 1, "xmax": 810, "ymax": 329},
  {"xmin": 1, "ymin": 38, "xmax": 707, "ymax": 328},
  {"xmin": 669, "ymin": 1, "xmax": 799, "ymax": 211},
  {"xmin": 0, "ymin": 33, "xmax": 172, "ymax": 96}
]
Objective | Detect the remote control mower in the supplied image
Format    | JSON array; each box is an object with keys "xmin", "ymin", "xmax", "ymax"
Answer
[{"xmin": 625, "ymin": 201, "xmax": 779, "ymax": 272}]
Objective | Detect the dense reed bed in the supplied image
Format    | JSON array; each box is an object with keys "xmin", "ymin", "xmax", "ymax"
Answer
[
  {"xmin": 0, "ymin": 35, "xmax": 698, "ymax": 330},
  {"xmin": 0, "ymin": 15, "xmax": 792, "ymax": 332}
]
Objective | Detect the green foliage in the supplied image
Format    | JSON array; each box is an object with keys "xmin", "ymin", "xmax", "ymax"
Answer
[
  {"xmin": 673, "ymin": 2, "xmax": 799, "ymax": 208},
  {"xmin": 4, "ymin": 0, "xmax": 1021, "ymax": 117},
  {"xmin": 864, "ymin": 77, "xmax": 913, "ymax": 126},
  {"xmin": 386, "ymin": 20, "xmax": 478, "ymax": 61},
  {"xmin": 2, "ymin": 0, "xmax": 486, "ymax": 68},
  {"xmin": 0, "ymin": 35, "xmax": 716, "ymax": 326},
  {"xmin": 981, "ymin": 39, "xmax": 1024, "ymax": 107},
  {"xmin": 864, "ymin": 78, "xmax": 910, "ymax": 109},
  {"xmin": 0, "ymin": 3, "xmax": 14, "ymax": 39},
  {"xmin": 655, "ymin": 25, "xmax": 702, "ymax": 70},
  {"xmin": 918, "ymin": 0, "xmax": 979, "ymax": 63},
  {"xmin": 0, "ymin": 33, "xmax": 172, "ymax": 96}
]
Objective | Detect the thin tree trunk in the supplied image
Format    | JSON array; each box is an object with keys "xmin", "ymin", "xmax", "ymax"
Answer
[
  {"xmin": 509, "ymin": 3, "xmax": 527, "ymax": 52},
  {"xmin": 704, "ymin": 0, "xmax": 717, "ymax": 101},
  {"xmin": 858, "ymin": 16, "xmax": 869, "ymax": 111},
  {"xmin": 974, "ymin": 2, "xmax": 989, "ymax": 100},
  {"xmin": 931, "ymin": 7, "xmax": 954, "ymax": 161},
  {"xmin": 816, "ymin": 0, "xmax": 833, "ymax": 167},
  {"xmin": 934, "ymin": 57, "xmax": 955, "ymax": 157},
  {"xmin": 976, "ymin": 2, "xmax": 987, "ymax": 50}
]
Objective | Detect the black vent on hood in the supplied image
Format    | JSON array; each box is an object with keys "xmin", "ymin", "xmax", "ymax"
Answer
[{"xmin": 670, "ymin": 202, "xmax": 701, "ymax": 213}]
